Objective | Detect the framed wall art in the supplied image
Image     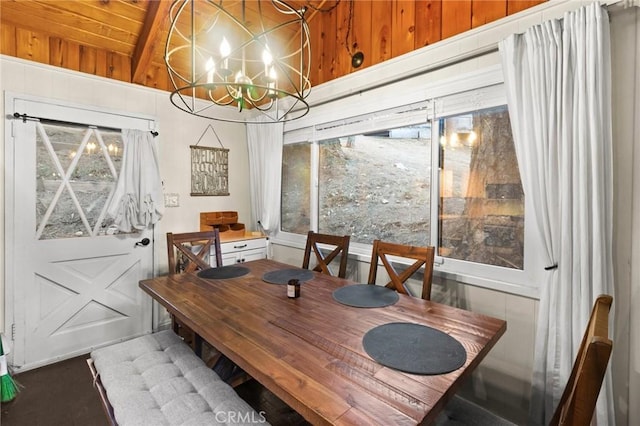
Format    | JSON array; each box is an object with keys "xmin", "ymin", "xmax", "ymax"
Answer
[{"xmin": 190, "ymin": 125, "xmax": 229, "ymax": 196}]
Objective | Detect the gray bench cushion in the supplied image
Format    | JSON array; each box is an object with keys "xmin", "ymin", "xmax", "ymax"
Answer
[{"xmin": 91, "ymin": 330, "xmax": 267, "ymax": 426}]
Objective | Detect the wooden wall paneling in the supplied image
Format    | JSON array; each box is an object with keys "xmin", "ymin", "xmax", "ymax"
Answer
[
  {"xmin": 392, "ymin": 1, "xmax": 416, "ymax": 58},
  {"xmin": 307, "ymin": 17, "xmax": 324, "ymax": 87},
  {"xmin": 335, "ymin": 1, "xmax": 351, "ymax": 77},
  {"xmin": 96, "ymin": 50, "xmax": 109, "ymax": 79},
  {"xmin": 371, "ymin": 0, "xmax": 393, "ymax": 67},
  {"xmin": 79, "ymin": 46, "xmax": 98, "ymax": 76},
  {"xmin": 1, "ymin": 22, "xmax": 17, "ymax": 57},
  {"xmin": 0, "ymin": 1, "xmax": 549, "ymax": 92},
  {"xmin": 107, "ymin": 52, "xmax": 132, "ymax": 83},
  {"xmin": 320, "ymin": 5, "xmax": 339, "ymax": 84},
  {"xmin": 507, "ymin": 0, "xmax": 544, "ymax": 15},
  {"xmin": 472, "ymin": 1, "xmax": 507, "ymax": 29},
  {"xmin": 50, "ymin": 38, "xmax": 81, "ymax": 72},
  {"xmin": 15, "ymin": 28, "xmax": 49, "ymax": 64},
  {"xmin": 144, "ymin": 63, "xmax": 170, "ymax": 92},
  {"xmin": 441, "ymin": 0, "xmax": 472, "ymax": 39},
  {"xmin": 415, "ymin": 1, "xmax": 442, "ymax": 48},
  {"xmin": 352, "ymin": 1, "xmax": 372, "ymax": 71}
]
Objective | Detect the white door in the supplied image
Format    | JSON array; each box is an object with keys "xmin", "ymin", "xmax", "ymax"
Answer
[{"xmin": 5, "ymin": 96, "xmax": 155, "ymax": 371}]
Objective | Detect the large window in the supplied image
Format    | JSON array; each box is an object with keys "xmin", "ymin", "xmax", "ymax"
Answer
[
  {"xmin": 439, "ymin": 106, "xmax": 524, "ymax": 269},
  {"xmin": 281, "ymin": 142, "xmax": 311, "ymax": 234},
  {"xmin": 280, "ymin": 78, "xmax": 539, "ymax": 292},
  {"xmin": 318, "ymin": 126, "xmax": 431, "ymax": 246}
]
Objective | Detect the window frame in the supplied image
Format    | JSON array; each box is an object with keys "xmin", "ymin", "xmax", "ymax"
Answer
[{"xmin": 276, "ymin": 66, "xmax": 543, "ymax": 298}]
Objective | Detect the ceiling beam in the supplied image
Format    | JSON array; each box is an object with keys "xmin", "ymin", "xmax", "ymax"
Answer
[{"xmin": 131, "ymin": 0, "xmax": 172, "ymax": 85}]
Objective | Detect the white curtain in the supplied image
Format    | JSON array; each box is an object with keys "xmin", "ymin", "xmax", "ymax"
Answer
[
  {"xmin": 499, "ymin": 3, "xmax": 614, "ymax": 425},
  {"xmin": 107, "ymin": 129, "xmax": 164, "ymax": 232},
  {"xmin": 247, "ymin": 116, "xmax": 284, "ymax": 243}
]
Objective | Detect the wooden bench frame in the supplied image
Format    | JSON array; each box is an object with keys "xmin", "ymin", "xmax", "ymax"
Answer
[{"xmin": 87, "ymin": 358, "xmax": 117, "ymax": 426}]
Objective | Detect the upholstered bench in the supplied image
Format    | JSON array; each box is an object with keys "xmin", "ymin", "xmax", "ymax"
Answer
[{"xmin": 88, "ymin": 330, "xmax": 268, "ymax": 425}]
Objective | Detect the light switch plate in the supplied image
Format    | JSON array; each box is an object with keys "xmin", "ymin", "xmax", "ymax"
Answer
[{"xmin": 164, "ymin": 193, "xmax": 179, "ymax": 207}]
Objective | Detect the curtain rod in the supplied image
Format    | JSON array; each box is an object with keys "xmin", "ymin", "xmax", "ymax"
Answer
[{"xmin": 12, "ymin": 112, "xmax": 159, "ymax": 137}]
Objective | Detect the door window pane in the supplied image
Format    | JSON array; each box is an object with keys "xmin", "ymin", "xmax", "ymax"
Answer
[
  {"xmin": 36, "ymin": 122, "xmax": 124, "ymax": 239},
  {"xmin": 318, "ymin": 125, "xmax": 431, "ymax": 245},
  {"xmin": 281, "ymin": 143, "xmax": 311, "ymax": 233},
  {"xmin": 438, "ymin": 106, "xmax": 524, "ymax": 269}
]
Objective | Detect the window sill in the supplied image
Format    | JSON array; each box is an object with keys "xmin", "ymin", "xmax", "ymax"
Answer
[{"xmin": 270, "ymin": 235, "xmax": 540, "ymax": 300}]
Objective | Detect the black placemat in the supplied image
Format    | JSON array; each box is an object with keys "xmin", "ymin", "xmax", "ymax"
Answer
[
  {"xmin": 262, "ymin": 269, "xmax": 314, "ymax": 285},
  {"xmin": 333, "ymin": 284, "xmax": 399, "ymax": 308},
  {"xmin": 197, "ymin": 266, "xmax": 250, "ymax": 280},
  {"xmin": 362, "ymin": 322, "xmax": 467, "ymax": 375}
]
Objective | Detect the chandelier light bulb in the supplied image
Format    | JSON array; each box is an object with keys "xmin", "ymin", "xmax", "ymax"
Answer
[
  {"xmin": 268, "ymin": 66, "xmax": 277, "ymax": 97},
  {"xmin": 205, "ymin": 57, "xmax": 215, "ymax": 84},
  {"xmin": 262, "ymin": 48, "xmax": 273, "ymax": 75},
  {"xmin": 220, "ymin": 37, "xmax": 231, "ymax": 69}
]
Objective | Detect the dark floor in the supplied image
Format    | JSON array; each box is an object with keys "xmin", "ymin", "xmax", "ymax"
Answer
[
  {"xmin": 1, "ymin": 354, "xmax": 309, "ymax": 426},
  {"xmin": 1, "ymin": 355, "xmax": 107, "ymax": 426}
]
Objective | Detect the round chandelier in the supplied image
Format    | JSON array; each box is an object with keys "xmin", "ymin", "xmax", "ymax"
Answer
[{"xmin": 165, "ymin": 0, "xmax": 311, "ymax": 123}]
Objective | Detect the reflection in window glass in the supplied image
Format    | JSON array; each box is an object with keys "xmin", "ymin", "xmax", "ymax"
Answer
[
  {"xmin": 438, "ymin": 105, "xmax": 524, "ymax": 269},
  {"xmin": 281, "ymin": 143, "xmax": 311, "ymax": 234},
  {"xmin": 318, "ymin": 125, "xmax": 431, "ymax": 245}
]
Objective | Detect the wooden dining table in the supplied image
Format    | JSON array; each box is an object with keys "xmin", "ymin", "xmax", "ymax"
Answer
[{"xmin": 139, "ymin": 259, "xmax": 506, "ymax": 425}]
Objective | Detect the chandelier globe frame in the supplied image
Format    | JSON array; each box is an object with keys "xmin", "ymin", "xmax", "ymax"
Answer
[{"xmin": 165, "ymin": 0, "xmax": 311, "ymax": 124}]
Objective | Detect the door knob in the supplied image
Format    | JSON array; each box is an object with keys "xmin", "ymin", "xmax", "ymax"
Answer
[{"xmin": 135, "ymin": 238, "xmax": 151, "ymax": 247}]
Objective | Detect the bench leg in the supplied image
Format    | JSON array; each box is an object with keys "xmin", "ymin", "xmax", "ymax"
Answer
[{"xmin": 194, "ymin": 334, "xmax": 203, "ymax": 358}]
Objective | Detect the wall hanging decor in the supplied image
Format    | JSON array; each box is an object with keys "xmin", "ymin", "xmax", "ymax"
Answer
[{"xmin": 190, "ymin": 124, "xmax": 229, "ymax": 196}]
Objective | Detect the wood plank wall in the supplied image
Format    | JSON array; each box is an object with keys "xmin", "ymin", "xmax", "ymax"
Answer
[
  {"xmin": 0, "ymin": 1, "xmax": 544, "ymax": 94},
  {"xmin": 307, "ymin": 0, "xmax": 544, "ymax": 87},
  {"xmin": 1, "ymin": 21, "xmax": 136, "ymax": 84}
]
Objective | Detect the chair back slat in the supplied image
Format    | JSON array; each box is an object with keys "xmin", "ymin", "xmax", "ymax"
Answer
[
  {"xmin": 302, "ymin": 231, "xmax": 350, "ymax": 278},
  {"xmin": 550, "ymin": 294, "xmax": 613, "ymax": 426},
  {"xmin": 167, "ymin": 230, "xmax": 222, "ymax": 275},
  {"xmin": 368, "ymin": 240, "xmax": 435, "ymax": 300}
]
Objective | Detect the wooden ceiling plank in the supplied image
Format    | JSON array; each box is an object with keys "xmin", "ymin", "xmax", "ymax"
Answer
[
  {"xmin": 132, "ymin": 0, "xmax": 172, "ymax": 85},
  {"xmin": 35, "ymin": 0, "xmax": 146, "ymax": 29},
  {"xmin": 0, "ymin": 2, "xmax": 136, "ymax": 54}
]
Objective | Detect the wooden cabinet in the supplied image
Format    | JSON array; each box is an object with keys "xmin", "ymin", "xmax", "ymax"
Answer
[{"xmin": 211, "ymin": 236, "xmax": 268, "ymax": 266}]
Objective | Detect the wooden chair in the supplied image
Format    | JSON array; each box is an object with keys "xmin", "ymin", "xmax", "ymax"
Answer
[
  {"xmin": 167, "ymin": 230, "xmax": 222, "ymax": 274},
  {"xmin": 166, "ymin": 230, "xmax": 222, "ymax": 350},
  {"xmin": 436, "ymin": 294, "xmax": 613, "ymax": 425},
  {"xmin": 302, "ymin": 231, "xmax": 351, "ymax": 278},
  {"xmin": 367, "ymin": 239, "xmax": 435, "ymax": 300},
  {"xmin": 166, "ymin": 230, "xmax": 249, "ymax": 386},
  {"xmin": 550, "ymin": 294, "xmax": 613, "ymax": 425}
]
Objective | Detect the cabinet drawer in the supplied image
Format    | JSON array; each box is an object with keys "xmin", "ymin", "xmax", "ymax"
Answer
[{"xmin": 221, "ymin": 238, "xmax": 266, "ymax": 253}]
